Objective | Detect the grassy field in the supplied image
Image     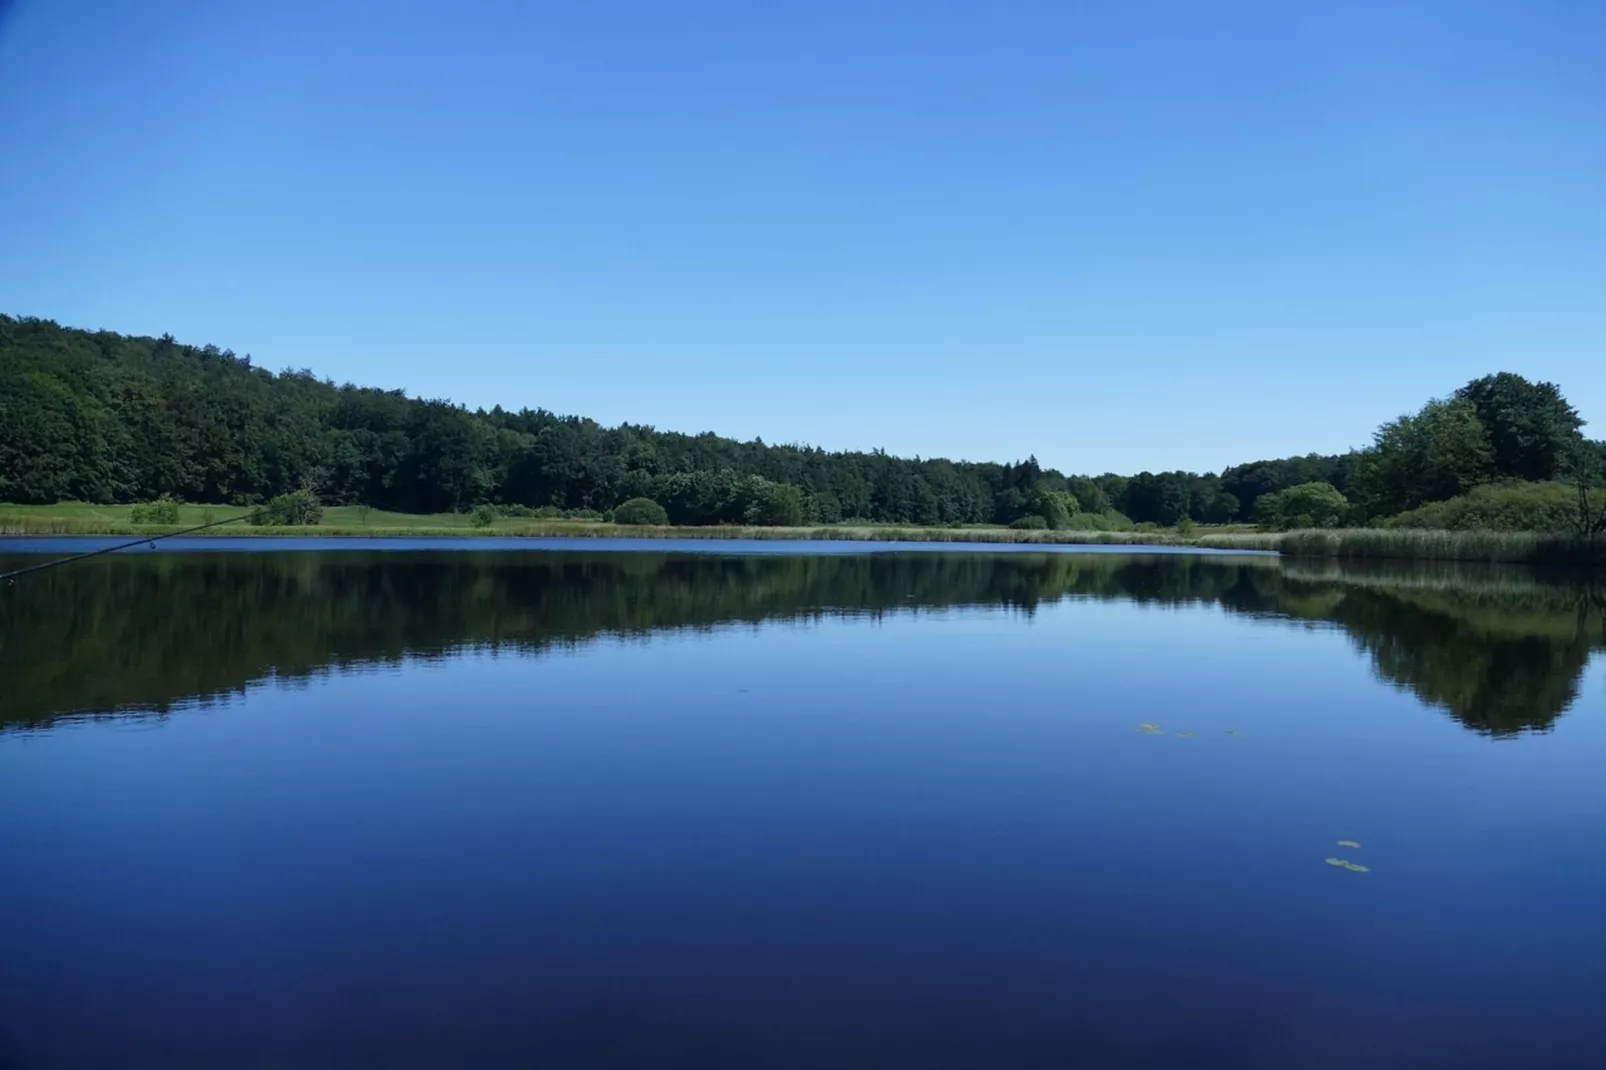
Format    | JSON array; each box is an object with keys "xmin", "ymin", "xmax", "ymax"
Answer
[
  {"xmin": 0, "ymin": 501, "xmax": 538, "ymax": 532},
  {"xmin": 0, "ymin": 501, "xmax": 1276, "ymax": 549},
  {"xmin": 0, "ymin": 501, "xmax": 599, "ymax": 537}
]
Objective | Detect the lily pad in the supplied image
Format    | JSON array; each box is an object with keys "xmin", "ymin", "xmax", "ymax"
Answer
[
  {"xmin": 1325, "ymin": 857, "xmax": 1348, "ymax": 867},
  {"xmin": 1343, "ymin": 862, "xmax": 1370, "ymax": 873},
  {"xmin": 1134, "ymin": 723, "xmax": 1164, "ymax": 734},
  {"xmin": 1337, "ymin": 839, "xmax": 1361, "ymax": 849}
]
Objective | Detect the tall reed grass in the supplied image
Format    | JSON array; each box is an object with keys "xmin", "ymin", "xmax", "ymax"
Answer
[{"xmin": 1278, "ymin": 528, "xmax": 1606, "ymax": 566}]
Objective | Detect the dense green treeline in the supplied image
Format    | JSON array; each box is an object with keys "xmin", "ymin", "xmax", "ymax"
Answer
[
  {"xmin": 1, "ymin": 314, "xmax": 1600, "ymax": 530},
  {"xmin": 3, "ymin": 550, "xmax": 1600, "ymax": 735}
]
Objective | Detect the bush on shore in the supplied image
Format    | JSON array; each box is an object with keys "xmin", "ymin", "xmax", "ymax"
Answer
[
  {"xmin": 1383, "ymin": 481, "xmax": 1579, "ymax": 533},
  {"xmin": 247, "ymin": 490, "xmax": 323, "ymax": 526},
  {"xmin": 129, "ymin": 497, "xmax": 180, "ymax": 525},
  {"xmin": 614, "ymin": 497, "xmax": 669, "ymax": 525}
]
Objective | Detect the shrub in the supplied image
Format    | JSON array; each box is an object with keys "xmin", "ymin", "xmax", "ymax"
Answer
[
  {"xmin": 471, "ymin": 504, "xmax": 497, "ymax": 528},
  {"xmin": 1059, "ymin": 510, "xmax": 1135, "ymax": 532},
  {"xmin": 1009, "ymin": 514, "xmax": 1048, "ymax": 530},
  {"xmin": 614, "ymin": 497, "xmax": 669, "ymax": 525},
  {"xmin": 497, "ymin": 503, "xmax": 536, "ymax": 518},
  {"xmin": 129, "ymin": 497, "xmax": 180, "ymax": 525},
  {"xmin": 1383, "ymin": 481, "xmax": 1579, "ymax": 533},
  {"xmin": 1176, "ymin": 516, "xmax": 1197, "ymax": 536},
  {"xmin": 248, "ymin": 490, "xmax": 323, "ymax": 526}
]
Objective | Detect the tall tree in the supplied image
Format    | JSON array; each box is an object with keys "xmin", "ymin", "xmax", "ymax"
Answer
[
  {"xmin": 1454, "ymin": 373, "xmax": 1583, "ymax": 482},
  {"xmin": 1348, "ymin": 397, "xmax": 1496, "ymax": 518}
]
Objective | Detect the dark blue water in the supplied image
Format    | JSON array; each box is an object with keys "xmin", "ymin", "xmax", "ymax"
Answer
[{"xmin": 2, "ymin": 548, "xmax": 1603, "ymax": 1069}]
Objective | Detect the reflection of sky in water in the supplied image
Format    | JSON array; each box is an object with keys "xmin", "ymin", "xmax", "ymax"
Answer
[{"xmin": 3, "ymin": 575, "xmax": 1605, "ymax": 1068}]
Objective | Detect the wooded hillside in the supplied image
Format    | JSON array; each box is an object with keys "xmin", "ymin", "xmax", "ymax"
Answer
[{"xmin": 1, "ymin": 314, "xmax": 1596, "ymax": 528}]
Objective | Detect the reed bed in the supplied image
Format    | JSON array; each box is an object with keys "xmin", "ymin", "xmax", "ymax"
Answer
[{"xmin": 1278, "ymin": 528, "xmax": 1606, "ymax": 566}]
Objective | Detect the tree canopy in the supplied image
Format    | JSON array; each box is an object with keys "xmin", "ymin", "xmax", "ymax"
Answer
[
  {"xmin": 1454, "ymin": 373, "xmax": 1582, "ymax": 482},
  {"xmin": 0, "ymin": 314, "xmax": 1594, "ymax": 529},
  {"xmin": 1255, "ymin": 482, "xmax": 1349, "ymax": 531}
]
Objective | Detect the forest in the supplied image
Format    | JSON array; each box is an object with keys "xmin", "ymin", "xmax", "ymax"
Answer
[{"xmin": 2, "ymin": 313, "xmax": 1602, "ymax": 531}]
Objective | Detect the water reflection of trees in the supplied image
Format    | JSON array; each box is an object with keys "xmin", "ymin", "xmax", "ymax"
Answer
[
  {"xmin": 2, "ymin": 551, "xmax": 1600, "ymax": 734},
  {"xmin": 1275, "ymin": 561, "xmax": 1605, "ymax": 735}
]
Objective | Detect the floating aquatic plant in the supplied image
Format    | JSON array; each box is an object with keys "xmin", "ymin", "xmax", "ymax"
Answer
[
  {"xmin": 1325, "ymin": 857, "xmax": 1348, "ymax": 867},
  {"xmin": 1175, "ymin": 731, "xmax": 1197, "ymax": 738},
  {"xmin": 1343, "ymin": 862, "xmax": 1370, "ymax": 873},
  {"xmin": 1223, "ymin": 729, "xmax": 1244, "ymax": 736},
  {"xmin": 1337, "ymin": 839, "xmax": 1361, "ymax": 849},
  {"xmin": 1134, "ymin": 723, "xmax": 1164, "ymax": 734}
]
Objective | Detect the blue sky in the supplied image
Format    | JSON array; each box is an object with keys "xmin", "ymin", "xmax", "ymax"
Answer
[{"xmin": 2, "ymin": 1, "xmax": 1601, "ymax": 474}]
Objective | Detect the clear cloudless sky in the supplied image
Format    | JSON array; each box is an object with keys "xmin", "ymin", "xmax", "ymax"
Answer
[{"xmin": 1, "ymin": 0, "xmax": 1602, "ymax": 474}]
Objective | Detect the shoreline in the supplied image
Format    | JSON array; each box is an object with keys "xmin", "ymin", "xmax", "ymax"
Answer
[
  {"xmin": 3, "ymin": 520, "xmax": 1603, "ymax": 567},
  {"xmin": 0, "ymin": 520, "xmax": 1276, "ymax": 551}
]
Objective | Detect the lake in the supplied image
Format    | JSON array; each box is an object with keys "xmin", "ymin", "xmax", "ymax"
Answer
[{"xmin": 2, "ymin": 542, "xmax": 1605, "ymax": 1069}]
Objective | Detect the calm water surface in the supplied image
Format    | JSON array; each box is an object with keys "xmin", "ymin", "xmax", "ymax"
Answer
[{"xmin": 2, "ymin": 544, "xmax": 1605, "ymax": 1069}]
